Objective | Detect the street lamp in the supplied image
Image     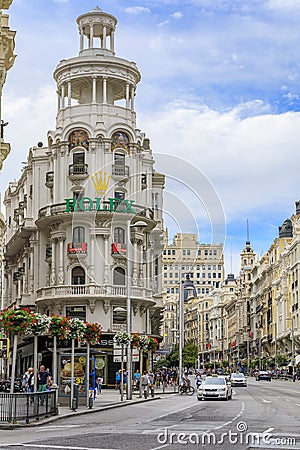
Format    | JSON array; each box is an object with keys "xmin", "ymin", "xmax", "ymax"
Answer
[
  {"xmin": 178, "ymin": 274, "xmax": 196, "ymax": 381},
  {"xmin": 287, "ymin": 314, "xmax": 295, "ymax": 382},
  {"xmin": 126, "ymin": 219, "xmax": 147, "ymax": 400}
]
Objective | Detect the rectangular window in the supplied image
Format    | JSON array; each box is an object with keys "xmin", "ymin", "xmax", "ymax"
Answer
[
  {"xmin": 66, "ymin": 306, "xmax": 86, "ymax": 321},
  {"xmin": 198, "ymin": 250, "xmax": 201, "ymax": 256},
  {"xmin": 168, "ymin": 250, "xmax": 171, "ymax": 255},
  {"xmin": 183, "ymin": 250, "xmax": 186, "ymax": 255},
  {"xmin": 172, "ymin": 250, "xmax": 175, "ymax": 255},
  {"xmin": 187, "ymin": 250, "xmax": 190, "ymax": 255}
]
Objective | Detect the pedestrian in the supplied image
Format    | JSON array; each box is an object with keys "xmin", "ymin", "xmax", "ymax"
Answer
[
  {"xmin": 141, "ymin": 371, "xmax": 149, "ymax": 398},
  {"xmin": 148, "ymin": 370, "xmax": 155, "ymax": 398},
  {"xmin": 37, "ymin": 365, "xmax": 50, "ymax": 405},
  {"xmin": 22, "ymin": 368, "xmax": 31, "ymax": 392},
  {"xmin": 115, "ymin": 370, "xmax": 121, "ymax": 391},
  {"xmin": 26, "ymin": 368, "xmax": 35, "ymax": 404},
  {"xmin": 97, "ymin": 376, "xmax": 103, "ymax": 394}
]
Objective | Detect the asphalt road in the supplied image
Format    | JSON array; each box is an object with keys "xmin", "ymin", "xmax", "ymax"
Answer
[{"xmin": 1, "ymin": 379, "xmax": 300, "ymax": 450}]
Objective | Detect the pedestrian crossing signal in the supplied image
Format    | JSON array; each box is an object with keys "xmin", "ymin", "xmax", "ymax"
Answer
[{"xmin": 0, "ymin": 338, "xmax": 10, "ymax": 359}]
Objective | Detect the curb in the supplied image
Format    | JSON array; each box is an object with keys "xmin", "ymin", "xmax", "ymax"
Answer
[{"xmin": 0, "ymin": 396, "xmax": 161, "ymax": 429}]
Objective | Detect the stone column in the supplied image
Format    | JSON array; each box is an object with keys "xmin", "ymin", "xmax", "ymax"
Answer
[
  {"xmin": 61, "ymin": 84, "xmax": 65, "ymax": 109},
  {"xmin": 131, "ymin": 86, "xmax": 135, "ymax": 111},
  {"xmin": 67, "ymin": 80, "xmax": 72, "ymax": 106},
  {"xmin": 80, "ymin": 28, "xmax": 84, "ymax": 52},
  {"xmin": 126, "ymin": 83, "xmax": 130, "ymax": 108},
  {"xmin": 50, "ymin": 237, "xmax": 56, "ymax": 286},
  {"xmin": 90, "ymin": 231, "xmax": 95, "ymax": 283},
  {"xmin": 103, "ymin": 77, "xmax": 107, "ymax": 103},
  {"xmin": 104, "ymin": 235, "xmax": 109, "ymax": 284},
  {"xmin": 103, "ymin": 26, "xmax": 107, "ymax": 49},
  {"xmin": 58, "ymin": 236, "xmax": 65, "ymax": 285},
  {"xmin": 111, "ymin": 30, "xmax": 115, "ymax": 53},
  {"xmin": 29, "ymin": 247, "xmax": 34, "ymax": 293},
  {"xmin": 92, "ymin": 76, "xmax": 97, "ymax": 103},
  {"xmin": 89, "ymin": 24, "xmax": 94, "ymax": 48}
]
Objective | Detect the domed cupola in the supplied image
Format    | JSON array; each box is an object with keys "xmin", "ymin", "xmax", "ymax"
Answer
[{"xmin": 52, "ymin": 6, "xmax": 141, "ymax": 132}]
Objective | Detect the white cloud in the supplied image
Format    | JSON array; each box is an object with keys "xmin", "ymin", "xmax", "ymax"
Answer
[
  {"xmin": 124, "ymin": 6, "xmax": 151, "ymax": 15},
  {"xmin": 266, "ymin": 0, "xmax": 300, "ymax": 11},
  {"xmin": 140, "ymin": 101, "xmax": 300, "ymax": 223},
  {"xmin": 171, "ymin": 11, "xmax": 183, "ymax": 19}
]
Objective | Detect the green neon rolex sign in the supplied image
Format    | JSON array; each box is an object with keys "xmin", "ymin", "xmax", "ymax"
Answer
[{"xmin": 65, "ymin": 197, "xmax": 136, "ymax": 214}]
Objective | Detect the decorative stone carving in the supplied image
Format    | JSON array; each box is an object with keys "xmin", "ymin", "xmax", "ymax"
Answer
[
  {"xmin": 140, "ymin": 305, "xmax": 146, "ymax": 316},
  {"xmin": 103, "ymin": 300, "xmax": 110, "ymax": 314},
  {"xmin": 132, "ymin": 304, "xmax": 138, "ymax": 316},
  {"xmin": 89, "ymin": 299, "xmax": 96, "ymax": 314}
]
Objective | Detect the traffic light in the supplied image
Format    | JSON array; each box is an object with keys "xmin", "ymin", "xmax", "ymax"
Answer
[{"xmin": 0, "ymin": 338, "xmax": 10, "ymax": 359}]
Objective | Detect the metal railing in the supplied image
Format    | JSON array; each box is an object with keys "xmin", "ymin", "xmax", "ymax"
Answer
[{"xmin": 0, "ymin": 391, "xmax": 57, "ymax": 424}]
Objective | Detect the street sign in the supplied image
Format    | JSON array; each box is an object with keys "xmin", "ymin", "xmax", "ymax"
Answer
[{"xmin": 0, "ymin": 338, "xmax": 10, "ymax": 359}]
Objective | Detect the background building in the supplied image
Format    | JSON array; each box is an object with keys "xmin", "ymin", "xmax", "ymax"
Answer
[{"xmin": 161, "ymin": 231, "xmax": 224, "ymax": 351}]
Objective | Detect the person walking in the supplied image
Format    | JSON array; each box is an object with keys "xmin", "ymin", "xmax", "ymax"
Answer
[
  {"xmin": 141, "ymin": 371, "xmax": 149, "ymax": 399},
  {"xmin": 37, "ymin": 365, "xmax": 50, "ymax": 405},
  {"xmin": 97, "ymin": 376, "xmax": 103, "ymax": 394},
  {"xmin": 148, "ymin": 370, "xmax": 155, "ymax": 398}
]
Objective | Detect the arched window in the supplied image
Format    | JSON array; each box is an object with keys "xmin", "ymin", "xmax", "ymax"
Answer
[
  {"xmin": 114, "ymin": 227, "xmax": 125, "ymax": 244},
  {"xmin": 68, "ymin": 129, "xmax": 89, "ymax": 151},
  {"xmin": 73, "ymin": 226, "xmax": 85, "ymax": 243},
  {"xmin": 71, "ymin": 266, "xmax": 85, "ymax": 285},
  {"xmin": 111, "ymin": 131, "xmax": 129, "ymax": 152},
  {"xmin": 113, "ymin": 267, "xmax": 125, "ymax": 285}
]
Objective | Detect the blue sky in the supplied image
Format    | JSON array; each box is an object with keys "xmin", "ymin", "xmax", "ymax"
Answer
[{"xmin": 2, "ymin": 0, "xmax": 300, "ymax": 275}]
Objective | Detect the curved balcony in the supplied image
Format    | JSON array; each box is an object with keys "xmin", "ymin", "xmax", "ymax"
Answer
[
  {"xmin": 36, "ymin": 201, "xmax": 155, "ymax": 230},
  {"xmin": 36, "ymin": 284, "xmax": 155, "ymax": 306}
]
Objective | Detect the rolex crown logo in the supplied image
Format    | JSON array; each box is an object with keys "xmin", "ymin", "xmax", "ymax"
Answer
[{"xmin": 90, "ymin": 170, "xmax": 111, "ymax": 195}]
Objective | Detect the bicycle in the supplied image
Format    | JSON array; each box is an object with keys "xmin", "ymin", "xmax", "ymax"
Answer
[{"xmin": 179, "ymin": 384, "xmax": 195, "ymax": 395}]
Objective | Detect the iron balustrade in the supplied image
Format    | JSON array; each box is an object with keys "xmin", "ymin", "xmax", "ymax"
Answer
[
  {"xmin": 0, "ymin": 391, "xmax": 57, "ymax": 424},
  {"xmin": 68, "ymin": 163, "xmax": 88, "ymax": 176}
]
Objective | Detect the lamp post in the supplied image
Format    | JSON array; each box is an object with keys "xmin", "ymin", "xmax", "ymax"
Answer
[
  {"xmin": 287, "ymin": 315, "xmax": 295, "ymax": 381},
  {"xmin": 178, "ymin": 273, "xmax": 196, "ymax": 381},
  {"xmin": 126, "ymin": 219, "xmax": 147, "ymax": 400}
]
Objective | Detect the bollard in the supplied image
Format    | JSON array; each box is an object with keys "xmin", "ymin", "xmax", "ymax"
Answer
[{"xmin": 72, "ymin": 384, "xmax": 79, "ymax": 411}]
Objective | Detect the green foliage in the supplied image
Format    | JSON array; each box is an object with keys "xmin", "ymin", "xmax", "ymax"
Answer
[
  {"xmin": 154, "ymin": 343, "xmax": 198, "ymax": 370},
  {"xmin": 276, "ymin": 354, "xmax": 288, "ymax": 367}
]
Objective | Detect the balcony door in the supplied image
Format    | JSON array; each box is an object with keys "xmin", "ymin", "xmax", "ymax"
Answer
[{"xmin": 71, "ymin": 266, "xmax": 85, "ymax": 285}]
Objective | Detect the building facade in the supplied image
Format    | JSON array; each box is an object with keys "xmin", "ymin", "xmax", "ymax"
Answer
[
  {"xmin": 3, "ymin": 7, "xmax": 165, "ymax": 385},
  {"xmin": 161, "ymin": 232, "xmax": 224, "ymax": 350}
]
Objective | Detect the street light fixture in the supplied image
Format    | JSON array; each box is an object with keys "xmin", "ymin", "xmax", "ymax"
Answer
[
  {"xmin": 178, "ymin": 274, "xmax": 196, "ymax": 381},
  {"xmin": 126, "ymin": 219, "xmax": 148, "ymax": 400},
  {"xmin": 287, "ymin": 315, "xmax": 295, "ymax": 382}
]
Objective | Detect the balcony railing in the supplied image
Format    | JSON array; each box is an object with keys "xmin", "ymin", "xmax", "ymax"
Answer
[
  {"xmin": 68, "ymin": 163, "xmax": 88, "ymax": 177},
  {"xmin": 111, "ymin": 242, "xmax": 127, "ymax": 256},
  {"xmin": 36, "ymin": 284, "xmax": 153, "ymax": 301},
  {"xmin": 45, "ymin": 171, "xmax": 54, "ymax": 188},
  {"xmin": 67, "ymin": 242, "xmax": 87, "ymax": 255},
  {"xmin": 112, "ymin": 164, "xmax": 129, "ymax": 177}
]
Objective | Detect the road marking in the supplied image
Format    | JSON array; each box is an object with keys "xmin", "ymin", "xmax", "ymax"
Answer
[
  {"xmin": 296, "ymin": 403, "xmax": 300, "ymax": 406},
  {"xmin": 261, "ymin": 399, "xmax": 272, "ymax": 403},
  {"xmin": 3, "ymin": 446, "xmax": 119, "ymax": 450},
  {"xmin": 33, "ymin": 425, "xmax": 82, "ymax": 431}
]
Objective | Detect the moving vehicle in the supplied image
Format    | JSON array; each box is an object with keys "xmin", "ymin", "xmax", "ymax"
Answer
[
  {"xmin": 256, "ymin": 370, "xmax": 271, "ymax": 381},
  {"xmin": 197, "ymin": 376, "xmax": 232, "ymax": 401},
  {"xmin": 230, "ymin": 372, "xmax": 247, "ymax": 387}
]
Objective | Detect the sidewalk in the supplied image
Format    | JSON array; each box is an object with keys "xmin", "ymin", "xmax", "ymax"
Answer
[{"xmin": 0, "ymin": 386, "xmax": 177, "ymax": 429}]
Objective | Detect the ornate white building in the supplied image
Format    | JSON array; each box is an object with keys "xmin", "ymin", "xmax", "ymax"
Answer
[{"xmin": 3, "ymin": 7, "xmax": 165, "ymax": 386}]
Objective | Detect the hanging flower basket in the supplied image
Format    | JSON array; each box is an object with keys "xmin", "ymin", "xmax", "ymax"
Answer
[
  {"xmin": 49, "ymin": 315, "xmax": 71, "ymax": 340},
  {"xmin": 28, "ymin": 313, "xmax": 51, "ymax": 336},
  {"xmin": 139, "ymin": 335, "xmax": 150, "ymax": 351},
  {"xmin": 147, "ymin": 336, "xmax": 159, "ymax": 351},
  {"xmin": 0, "ymin": 308, "xmax": 34, "ymax": 335},
  {"xmin": 83, "ymin": 322, "xmax": 102, "ymax": 345},
  {"xmin": 68, "ymin": 318, "xmax": 86, "ymax": 340},
  {"xmin": 131, "ymin": 333, "xmax": 141, "ymax": 348},
  {"xmin": 113, "ymin": 331, "xmax": 131, "ymax": 347}
]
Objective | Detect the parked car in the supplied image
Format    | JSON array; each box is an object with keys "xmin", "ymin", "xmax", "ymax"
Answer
[
  {"xmin": 230, "ymin": 373, "xmax": 247, "ymax": 387},
  {"xmin": 197, "ymin": 376, "xmax": 232, "ymax": 401},
  {"xmin": 256, "ymin": 370, "xmax": 271, "ymax": 382}
]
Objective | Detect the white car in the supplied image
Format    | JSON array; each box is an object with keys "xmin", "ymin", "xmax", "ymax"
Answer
[
  {"xmin": 197, "ymin": 376, "xmax": 232, "ymax": 401},
  {"xmin": 230, "ymin": 372, "xmax": 247, "ymax": 387}
]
